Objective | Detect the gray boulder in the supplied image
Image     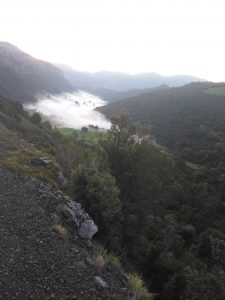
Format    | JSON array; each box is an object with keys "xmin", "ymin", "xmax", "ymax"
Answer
[
  {"xmin": 94, "ymin": 276, "xmax": 108, "ymax": 289},
  {"xmin": 79, "ymin": 219, "xmax": 98, "ymax": 239},
  {"xmin": 62, "ymin": 199, "xmax": 98, "ymax": 240}
]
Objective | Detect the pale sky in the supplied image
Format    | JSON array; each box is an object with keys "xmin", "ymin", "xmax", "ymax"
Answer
[{"xmin": 0, "ymin": 0, "xmax": 225, "ymax": 81}]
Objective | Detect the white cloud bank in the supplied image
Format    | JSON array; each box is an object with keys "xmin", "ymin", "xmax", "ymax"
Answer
[{"xmin": 26, "ymin": 91, "xmax": 111, "ymax": 129}]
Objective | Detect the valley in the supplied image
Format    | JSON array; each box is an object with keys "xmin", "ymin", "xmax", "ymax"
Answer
[
  {"xmin": 1, "ymin": 41, "xmax": 225, "ymax": 300},
  {"xmin": 25, "ymin": 91, "xmax": 110, "ymax": 130}
]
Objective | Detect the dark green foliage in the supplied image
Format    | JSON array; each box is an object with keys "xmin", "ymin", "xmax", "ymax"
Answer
[
  {"xmin": 98, "ymin": 82, "xmax": 225, "ymax": 168},
  {"xmin": 30, "ymin": 112, "xmax": 41, "ymax": 125},
  {"xmin": 81, "ymin": 126, "xmax": 88, "ymax": 132},
  {"xmin": 91, "ymin": 112, "xmax": 225, "ymax": 299},
  {"xmin": 71, "ymin": 164, "xmax": 121, "ymax": 242}
]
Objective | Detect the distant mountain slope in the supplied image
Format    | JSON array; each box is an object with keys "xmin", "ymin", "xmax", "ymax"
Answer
[
  {"xmin": 98, "ymin": 82, "xmax": 225, "ymax": 167},
  {"xmin": 57, "ymin": 64, "xmax": 205, "ymax": 101},
  {"xmin": 0, "ymin": 42, "xmax": 73, "ymax": 103},
  {"xmin": 85, "ymin": 84, "xmax": 170, "ymax": 103}
]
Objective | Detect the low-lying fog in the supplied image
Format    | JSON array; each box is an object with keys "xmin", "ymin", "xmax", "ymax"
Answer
[{"xmin": 26, "ymin": 91, "xmax": 111, "ymax": 129}]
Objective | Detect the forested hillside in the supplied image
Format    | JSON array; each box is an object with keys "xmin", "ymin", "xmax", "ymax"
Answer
[
  {"xmin": 2, "ymin": 88, "xmax": 225, "ymax": 299},
  {"xmin": 0, "ymin": 42, "xmax": 73, "ymax": 103},
  {"xmin": 70, "ymin": 113, "xmax": 225, "ymax": 300},
  {"xmin": 98, "ymin": 82, "xmax": 225, "ymax": 167}
]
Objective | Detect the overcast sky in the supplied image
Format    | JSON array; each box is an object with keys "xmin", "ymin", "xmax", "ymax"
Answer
[{"xmin": 0, "ymin": 0, "xmax": 225, "ymax": 81}]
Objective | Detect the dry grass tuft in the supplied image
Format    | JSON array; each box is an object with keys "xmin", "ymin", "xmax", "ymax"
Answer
[
  {"xmin": 93, "ymin": 244, "xmax": 107, "ymax": 272},
  {"xmin": 52, "ymin": 224, "xmax": 68, "ymax": 238},
  {"xmin": 128, "ymin": 273, "xmax": 154, "ymax": 300}
]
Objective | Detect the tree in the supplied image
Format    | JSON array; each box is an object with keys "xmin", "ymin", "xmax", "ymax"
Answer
[
  {"xmin": 71, "ymin": 164, "xmax": 121, "ymax": 243},
  {"xmin": 31, "ymin": 112, "xmax": 41, "ymax": 125},
  {"xmin": 81, "ymin": 126, "xmax": 88, "ymax": 132}
]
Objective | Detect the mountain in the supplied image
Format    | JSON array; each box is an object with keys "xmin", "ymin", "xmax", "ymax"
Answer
[
  {"xmin": 0, "ymin": 42, "xmax": 73, "ymax": 103},
  {"xmin": 57, "ymin": 64, "xmax": 205, "ymax": 101},
  {"xmin": 98, "ymin": 82, "xmax": 225, "ymax": 167}
]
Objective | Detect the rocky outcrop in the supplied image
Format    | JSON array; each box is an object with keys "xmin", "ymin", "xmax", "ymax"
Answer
[
  {"xmin": 30, "ymin": 178, "xmax": 98, "ymax": 240},
  {"xmin": 63, "ymin": 198, "xmax": 98, "ymax": 240}
]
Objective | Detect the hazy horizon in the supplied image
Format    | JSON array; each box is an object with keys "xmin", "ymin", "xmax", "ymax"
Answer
[{"xmin": 1, "ymin": 0, "xmax": 225, "ymax": 81}]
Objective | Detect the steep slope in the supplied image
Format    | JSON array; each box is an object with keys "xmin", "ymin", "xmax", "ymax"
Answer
[
  {"xmin": 0, "ymin": 95, "xmax": 132, "ymax": 299},
  {"xmin": 98, "ymin": 82, "xmax": 225, "ymax": 167},
  {"xmin": 0, "ymin": 42, "xmax": 73, "ymax": 103},
  {"xmin": 57, "ymin": 64, "xmax": 205, "ymax": 101},
  {"xmin": 0, "ymin": 163, "xmax": 130, "ymax": 300}
]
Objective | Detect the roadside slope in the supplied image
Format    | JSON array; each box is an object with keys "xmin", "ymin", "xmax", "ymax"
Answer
[{"xmin": 0, "ymin": 162, "xmax": 129, "ymax": 300}]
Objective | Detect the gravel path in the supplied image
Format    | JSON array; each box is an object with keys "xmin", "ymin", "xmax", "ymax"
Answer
[{"xmin": 0, "ymin": 165, "xmax": 126, "ymax": 300}]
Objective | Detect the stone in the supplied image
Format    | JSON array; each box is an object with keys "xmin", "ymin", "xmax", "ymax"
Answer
[
  {"xmin": 94, "ymin": 276, "xmax": 108, "ymax": 289},
  {"xmin": 62, "ymin": 206, "xmax": 80, "ymax": 227},
  {"xmin": 79, "ymin": 220, "xmax": 98, "ymax": 239},
  {"xmin": 30, "ymin": 157, "xmax": 51, "ymax": 167},
  {"xmin": 67, "ymin": 200, "xmax": 82, "ymax": 212}
]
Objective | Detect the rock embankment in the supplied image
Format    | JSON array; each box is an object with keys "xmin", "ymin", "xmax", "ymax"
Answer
[{"xmin": 0, "ymin": 165, "xmax": 129, "ymax": 299}]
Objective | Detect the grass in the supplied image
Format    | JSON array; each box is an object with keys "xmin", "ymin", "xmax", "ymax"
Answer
[
  {"xmin": 57, "ymin": 127, "xmax": 106, "ymax": 144},
  {"xmin": 128, "ymin": 273, "xmax": 154, "ymax": 300},
  {"xmin": 3, "ymin": 147, "xmax": 59, "ymax": 188},
  {"xmin": 87, "ymin": 241, "xmax": 152, "ymax": 298},
  {"xmin": 0, "ymin": 130, "xmax": 18, "ymax": 148},
  {"xmin": 107, "ymin": 253, "xmax": 122, "ymax": 271},
  {"xmin": 92, "ymin": 243, "xmax": 123, "ymax": 274},
  {"xmin": 52, "ymin": 224, "xmax": 68, "ymax": 238},
  {"xmin": 93, "ymin": 244, "xmax": 107, "ymax": 272},
  {"xmin": 185, "ymin": 161, "xmax": 204, "ymax": 172}
]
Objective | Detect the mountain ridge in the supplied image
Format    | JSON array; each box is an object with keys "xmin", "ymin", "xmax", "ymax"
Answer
[
  {"xmin": 57, "ymin": 63, "xmax": 206, "ymax": 101},
  {"xmin": 0, "ymin": 42, "xmax": 74, "ymax": 103}
]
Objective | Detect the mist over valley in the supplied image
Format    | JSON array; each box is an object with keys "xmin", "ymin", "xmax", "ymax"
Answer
[{"xmin": 26, "ymin": 91, "xmax": 111, "ymax": 129}]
